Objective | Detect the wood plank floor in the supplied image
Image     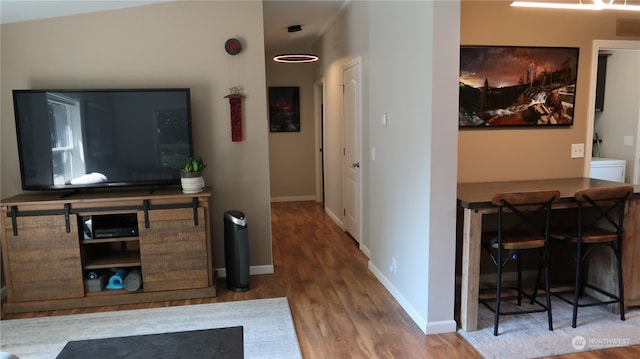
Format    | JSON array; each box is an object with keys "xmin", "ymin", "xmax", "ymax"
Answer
[{"xmin": 2, "ymin": 201, "xmax": 638, "ymax": 358}]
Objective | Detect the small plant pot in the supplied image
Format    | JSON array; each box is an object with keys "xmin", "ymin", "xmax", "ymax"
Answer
[{"xmin": 181, "ymin": 172, "xmax": 204, "ymax": 194}]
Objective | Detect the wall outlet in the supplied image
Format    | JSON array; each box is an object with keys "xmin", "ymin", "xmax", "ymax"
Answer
[
  {"xmin": 388, "ymin": 257, "xmax": 397, "ymax": 275},
  {"xmin": 571, "ymin": 143, "xmax": 584, "ymax": 158}
]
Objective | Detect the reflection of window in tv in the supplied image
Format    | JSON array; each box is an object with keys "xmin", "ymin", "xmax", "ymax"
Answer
[
  {"xmin": 47, "ymin": 93, "xmax": 85, "ymax": 184},
  {"xmin": 155, "ymin": 108, "xmax": 191, "ymax": 168}
]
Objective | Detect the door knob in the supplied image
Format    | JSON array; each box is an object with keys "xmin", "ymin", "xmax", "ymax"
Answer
[{"xmin": 352, "ymin": 162, "xmax": 360, "ymax": 168}]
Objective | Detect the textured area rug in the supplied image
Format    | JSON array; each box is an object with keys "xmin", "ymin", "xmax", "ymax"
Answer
[
  {"xmin": 1, "ymin": 297, "xmax": 302, "ymax": 359},
  {"xmin": 56, "ymin": 326, "xmax": 243, "ymax": 359},
  {"xmin": 458, "ymin": 297, "xmax": 640, "ymax": 358}
]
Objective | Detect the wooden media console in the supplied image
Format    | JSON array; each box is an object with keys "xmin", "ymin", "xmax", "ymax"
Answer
[{"xmin": 0, "ymin": 187, "xmax": 215, "ymax": 314}]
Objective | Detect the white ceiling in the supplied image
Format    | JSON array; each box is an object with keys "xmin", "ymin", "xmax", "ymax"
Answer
[
  {"xmin": 263, "ymin": 0, "xmax": 346, "ymax": 53},
  {"xmin": 0, "ymin": 0, "xmax": 347, "ymax": 54},
  {"xmin": 0, "ymin": 1, "xmax": 170, "ymax": 24}
]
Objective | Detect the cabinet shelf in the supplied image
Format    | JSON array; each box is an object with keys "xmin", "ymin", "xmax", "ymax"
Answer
[
  {"xmin": 84, "ymin": 250, "xmax": 141, "ymax": 269},
  {"xmin": 85, "ymin": 288, "xmax": 140, "ymax": 296},
  {"xmin": 82, "ymin": 237, "xmax": 138, "ymax": 245}
]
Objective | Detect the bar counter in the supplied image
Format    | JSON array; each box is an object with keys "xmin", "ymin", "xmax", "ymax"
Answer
[{"xmin": 457, "ymin": 177, "xmax": 640, "ymax": 331}]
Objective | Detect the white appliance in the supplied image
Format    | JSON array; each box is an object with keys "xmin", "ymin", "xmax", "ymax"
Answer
[{"xmin": 590, "ymin": 158, "xmax": 626, "ymax": 183}]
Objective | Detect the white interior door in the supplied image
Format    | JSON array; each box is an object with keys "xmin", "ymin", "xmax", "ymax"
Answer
[
  {"xmin": 343, "ymin": 58, "xmax": 361, "ymax": 243},
  {"xmin": 588, "ymin": 41, "xmax": 640, "ymax": 184}
]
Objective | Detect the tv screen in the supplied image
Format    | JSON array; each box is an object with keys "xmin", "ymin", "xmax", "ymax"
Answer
[{"xmin": 12, "ymin": 88, "xmax": 193, "ymax": 191}]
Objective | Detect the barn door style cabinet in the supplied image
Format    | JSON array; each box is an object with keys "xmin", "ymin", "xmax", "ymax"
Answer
[{"xmin": 0, "ymin": 187, "xmax": 215, "ymax": 314}]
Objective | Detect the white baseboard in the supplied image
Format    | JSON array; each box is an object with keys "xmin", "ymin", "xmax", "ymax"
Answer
[
  {"xmin": 324, "ymin": 207, "xmax": 344, "ymax": 230},
  {"xmin": 215, "ymin": 265, "xmax": 274, "ymax": 278},
  {"xmin": 359, "ymin": 243, "xmax": 371, "ymax": 258},
  {"xmin": 369, "ymin": 260, "xmax": 458, "ymax": 334},
  {"xmin": 247, "ymin": 265, "xmax": 274, "ymax": 275},
  {"xmin": 368, "ymin": 260, "xmax": 453, "ymax": 335},
  {"xmin": 425, "ymin": 318, "xmax": 458, "ymax": 335},
  {"xmin": 368, "ymin": 263, "xmax": 538, "ymax": 335},
  {"xmin": 270, "ymin": 196, "xmax": 315, "ymax": 203}
]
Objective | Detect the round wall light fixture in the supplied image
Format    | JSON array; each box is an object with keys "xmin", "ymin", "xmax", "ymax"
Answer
[
  {"xmin": 225, "ymin": 38, "xmax": 242, "ymax": 55},
  {"xmin": 273, "ymin": 54, "xmax": 319, "ymax": 64}
]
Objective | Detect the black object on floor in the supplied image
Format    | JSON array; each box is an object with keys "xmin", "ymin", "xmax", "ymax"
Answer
[
  {"xmin": 224, "ymin": 210, "xmax": 250, "ymax": 292},
  {"xmin": 56, "ymin": 326, "xmax": 243, "ymax": 359}
]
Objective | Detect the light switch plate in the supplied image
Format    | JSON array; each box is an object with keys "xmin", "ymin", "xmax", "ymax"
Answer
[{"xmin": 381, "ymin": 113, "xmax": 390, "ymax": 126}]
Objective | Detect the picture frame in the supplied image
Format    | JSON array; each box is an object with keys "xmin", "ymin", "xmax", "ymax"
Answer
[
  {"xmin": 459, "ymin": 45, "xmax": 579, "ymax": 128},
  {"xmin": 269, "ymin": 87, "xmax": 300, "ymax": 132}
]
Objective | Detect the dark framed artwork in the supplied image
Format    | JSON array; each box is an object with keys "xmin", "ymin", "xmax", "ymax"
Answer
[
  {"xmin": 269, "ymin": 87, "xmax": 300, "ymax": 132},
  {"xmin": 459, "ymin": 45, "xmax": 579, "ymax": 128}
]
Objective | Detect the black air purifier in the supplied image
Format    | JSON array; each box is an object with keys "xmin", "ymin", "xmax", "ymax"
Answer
[{"xmin": 224, "ymin": 210, "xmax": 250, "ymax": 292}]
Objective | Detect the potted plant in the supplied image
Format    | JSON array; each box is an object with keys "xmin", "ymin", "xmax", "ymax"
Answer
[{"xmin": 180, "ymin": 156, "xmax": 207, "ymax": 193}]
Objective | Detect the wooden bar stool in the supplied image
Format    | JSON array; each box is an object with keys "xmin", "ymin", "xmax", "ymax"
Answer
[
  {"xmin": 480, "ymin": 190, "xmax": 559, "ymax": 336},
  {"xmin": 549, "ymin": 185, "xmax": 633, "ymax": 328}
]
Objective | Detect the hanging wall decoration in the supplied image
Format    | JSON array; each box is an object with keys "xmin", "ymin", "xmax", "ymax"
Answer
[
  {"xmin": 224, "ymin": 38, "xmax": 245, "ymax": 141},
  {"xmin": 225, "ymin": 87, "xmax": 245, "ymax": 142},
  {"xmin": 268, "ymin": 87, "xmax": 300, "ymax": 132}
]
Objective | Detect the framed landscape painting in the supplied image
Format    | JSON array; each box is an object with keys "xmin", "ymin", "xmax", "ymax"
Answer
[
  {"xmin": 459, "ymin": 45, "xmax": 579, "ymax": 128},
  {"xmin": 269, "ymin": 87, "xmax": 300, "ymax": 132}
]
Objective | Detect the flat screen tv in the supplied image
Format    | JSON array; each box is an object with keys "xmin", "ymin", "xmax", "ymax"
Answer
[
  {"xmin": 12, "ymin": 88, "xmax": 193, "ymax": 191},
  {"xmin": 459, "ymin": 45, "xmax": 579, "ymax": 128}
]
